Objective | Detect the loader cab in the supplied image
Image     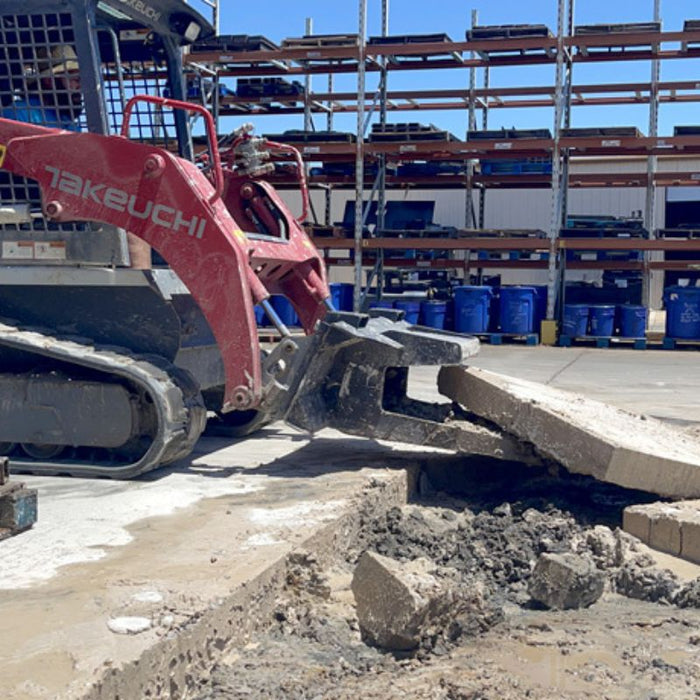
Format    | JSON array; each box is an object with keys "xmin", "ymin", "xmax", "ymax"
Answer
[{"xmin": 0, "ymin": 0, "xmax": 213, "ymax": 266}]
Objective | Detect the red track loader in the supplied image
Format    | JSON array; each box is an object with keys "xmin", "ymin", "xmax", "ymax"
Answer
[{"xmin": 0, "ymin": 0, "xmax": 529, "ymax": 478}]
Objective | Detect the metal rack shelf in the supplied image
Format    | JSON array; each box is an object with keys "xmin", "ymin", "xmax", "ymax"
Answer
[
  {"xmin": 215, "ymin": 79, "xmax": 700, "ymax": 116},
  {"xmin": 186, "ymin": 1, "xmax": 700, "ymax": 315},
  {"xmin": 185, "ymin": 29, "xmax": 700, "ymax": 76}
]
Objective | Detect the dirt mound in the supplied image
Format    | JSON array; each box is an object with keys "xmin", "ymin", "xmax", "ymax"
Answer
[{"xmin": 194, "ymin": 474, "xmax": 700, "ymax": 700}]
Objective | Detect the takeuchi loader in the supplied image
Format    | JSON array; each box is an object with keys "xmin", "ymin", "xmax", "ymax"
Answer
[{"xmin": 0, "ymin": 0, "xmax": 531, "ymax": 478}]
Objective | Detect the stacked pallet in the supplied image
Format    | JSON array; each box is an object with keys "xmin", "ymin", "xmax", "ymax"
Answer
[
  {"xmin": 190, "ymin": 34, "xmax": 279, "ymax": 54},
  {"xmin": 237, "ymin": 77, "xmax": 304, "ymax": 99},
  {"xmin": 561, "ymin": 126, "xmax": 643, "ymax": 138},
  {"xmin": 467, "ymin": 128, "xmax": 552, "ymax": 140},
  {"xmin": 466, "ymin": 24, "xmax": 552, "ymax": 40},
  {"xmin": 368, "ymin": 32, "xmax": 453, "ymax": 46},
  {"xmin": 281, "ymin": 34, "xmax": 359, "ymax": 49},
  {"xmin": 263, "ymin": 130, "xmax": 356, "ymax": 144},
  {"xmin": 369, "ymin": 123, "xmax": 460, "ymax": 142},
  {"xmin": 574, "ymin": 22, "xmax": 662, "ymax": 56},
  {"xmin": 574, "ymin": 22, "xmax": 662, "ymax": 36}
]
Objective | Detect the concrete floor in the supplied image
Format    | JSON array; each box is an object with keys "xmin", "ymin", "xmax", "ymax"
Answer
[
  {"xmin": 469, "ymin": 345, "xmax": 700, "ymax": 424},
  {"xmin": 1, "ymin": 344, "xmax": 699, "ymax": 698}
]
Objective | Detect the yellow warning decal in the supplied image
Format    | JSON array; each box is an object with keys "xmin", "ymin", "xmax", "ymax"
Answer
[{"xmin": 0, "ymin": 144, "xmax": 6, "ymax": 168}]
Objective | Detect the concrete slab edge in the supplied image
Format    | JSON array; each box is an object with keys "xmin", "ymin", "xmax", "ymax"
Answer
[
  {"xmin": 623, "ymin": 501, "xmax": 700, "ymax": 566},
  {"xmin": 83, "ymin": 467, "xmax": 418, "ymax": 700},
  {"xmin": 440, "ymin": 366, "xmax": 700, "ymax": 499}
]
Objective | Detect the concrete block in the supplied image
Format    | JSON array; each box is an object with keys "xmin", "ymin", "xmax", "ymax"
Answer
[
  {"xmin": 528, "ymin": 552, "xmax": 605, "ymax": 610},
  {"xmin": 623, "ymin": 500, "xmax": 700, "ymax": 567},
  {"xmin": 623, "ymin": 506, "xmax": 651, "ymax": 544},
  {"xmin": 649, "ymin": 508, "xmax": 683, "ymax": 557},
  {"xmin": 351, "ymin": 551, "xmax": 456, "ymax": 651},
  {"xmin": 681, "ymin": 515, "xmax": 700, "ymax": 565},
  {"xmin": 439, "ymin": 366, "xmax": 700, "ymax": 499}
]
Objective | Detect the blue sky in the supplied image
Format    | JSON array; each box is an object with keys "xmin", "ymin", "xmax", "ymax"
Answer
[{"xmin": 188, "ymin": 0, "xmax": 699, "ymax": 137}]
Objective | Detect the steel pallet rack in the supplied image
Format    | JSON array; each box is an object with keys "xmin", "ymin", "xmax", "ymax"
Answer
[{"xmin": 185, "ymin": 1, "xmax": 700, "ymax": 320}]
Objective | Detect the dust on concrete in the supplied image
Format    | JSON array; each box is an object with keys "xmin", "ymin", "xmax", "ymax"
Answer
[{"xmin": 194, "ymin": 465, "xmax": 700, "ymax": 700}]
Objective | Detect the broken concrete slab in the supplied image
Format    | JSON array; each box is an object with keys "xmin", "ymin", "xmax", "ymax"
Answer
[
  {"xmin": 439, "ymin": 366, "xmax": 700, "ymax": 499},
  {"xmin": 624, "ymin": 501, "xmax": 700, "ymax": 565},
  {"xmin": 528, "ymin": 552, "xmax": 605, "ymax": 609},
  {"xmin": 352, "ymin": 551, "xmax": 457, "ymax": 650}
]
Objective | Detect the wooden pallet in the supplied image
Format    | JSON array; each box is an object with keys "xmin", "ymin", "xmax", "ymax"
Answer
[
  {"xmin": 661, "ymin": 337, "xmax": 700, "ymax": 351},
  {"xmin": 475, "ymin": 332, "xmax": 539, "ymax": 346},
  {"xmin": 558, "ymin": 334, "xmax": 647, "ymax": 349}
]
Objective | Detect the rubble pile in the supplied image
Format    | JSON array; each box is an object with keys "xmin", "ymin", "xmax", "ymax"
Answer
[{"xmin": 196, "ymin": 475, "xmax": 700, "ymax": 699}]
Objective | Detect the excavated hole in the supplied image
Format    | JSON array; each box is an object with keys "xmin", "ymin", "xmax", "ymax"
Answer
[{"xmin": 193, "ymin": 456, "xmax": 700, "ymax": 700}]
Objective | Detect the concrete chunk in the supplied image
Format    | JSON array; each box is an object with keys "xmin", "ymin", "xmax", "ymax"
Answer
[
  {"xmin": 623, "ymin": 506, "xmax": 651, "ymax": 543},
  {"xmin": 528, "ymin": 552, "xmax": 605, "ymax": 610},
  {"xmin": 351, "ymin": 551, "xmax": 456, "ymax": 651},
  {"xmin": 439, "ymin": 366, "xmax": 700, "ymax": 499},
  {"xmin": 623, "ymin": 500, "xmax": 700, "ymax": 566},
  {"xmin": 681, "ymin": 514, "xmax": 700, "ymax": 565},
  {"xmin": 648, "ymin": 507, "xmax": 683, "ymax": 557}
]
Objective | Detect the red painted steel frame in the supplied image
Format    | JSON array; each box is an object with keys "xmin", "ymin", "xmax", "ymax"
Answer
[{"xmin": 0, "ymin": 117, "xmax": 329, "ymax": 412}]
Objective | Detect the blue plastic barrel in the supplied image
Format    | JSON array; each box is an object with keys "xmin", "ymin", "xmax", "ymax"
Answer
[
  {"xmin": 420, "ymin": 300, "xmax": 447, "ymax": 329},
  {"xmin": 499, "ymin": 286, "xmax": 537, "ymax": 334},
  {"xmin": 589, "ymin": 305, "xmax": 616, "ymax": 337},
  {"xmin": 329, "ymin": 282, "xmax": 354, "ymax": 311},
  {"xmin": 664, "ymin": 286, "xmax": 700, "ymax": 339},
  {"xmin": 394, "ymin": 299, "xmax": 421, "ymax": 324},
  {"xmin": 618, "ymin": 304, "xmax": 647, "ymax": 338},
  {"xmin": 454, "ymin": 286, "xmax": 493, "ymax": 333},
  {"xmin": 563, "ymin": 304, "xmax": 589, "ymax": 337},
  {"xmin": 254, "ymin": 305, "xmax": 267, "ymax": 327},
  {"xmin": 270, "ymin": 295, "xmax": 299, "ymax": 327}
]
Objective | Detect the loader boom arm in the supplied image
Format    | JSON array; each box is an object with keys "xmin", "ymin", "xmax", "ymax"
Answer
[{"xmin": 0, "ymin": 114, "xmax": 329, "ymax": 411}]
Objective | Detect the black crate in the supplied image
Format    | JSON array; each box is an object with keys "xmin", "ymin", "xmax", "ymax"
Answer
[
  {"xmin": 674, "ymin": 125, "xmax": 700, "ymax": 136},
  {"xmin": 561, "ymin": 126, "xmax": 642, "ymax": 138},
  {"xmin": 574, "ymin": 22, "xmax": 661, "ymax": 36},
  {"xmin": 236, "ymin": 78, "xmax": 265, "ymax": 97},
  {"xmin": 369, "ymin": 130, "xmax": 459, "ymax": 142},
  {"xmin": 372, "ymin": 122, "xmax": 435, "ymax": 132},
  {"xmin": 368, "ymin": 33, "xmax": 452, "ymax": 45},
  {"xmin": 370, "ymin": 122, "xmax": 459, "ymax": 142},
  {"xmin": 281, "ymin": 34, "xmax": 359, "ymax": 48},
  {"xmin": 468, "ymin": 128, "xmax": 552, "ymax": 140},
  {"xmin": 467, "ymin": 24, "xmax": 552, "ymax": 40},
  {"xmin": 397, "ymin": 162, "xmax": 464, "ymax": 176},
  {"xmin": 263, "ymin": 130, "xmax": 356, "ymax": 144},
  {"xmin": 262, "ymin": 78, "xmax": 304, "ymax": 97},
  {"xmin": 191, "ymin": 34, "xmax": 278, "ymax": 53},
  {"xmin": 684, "ymin": 19, "xmax": 700, "ymax": 32}
]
